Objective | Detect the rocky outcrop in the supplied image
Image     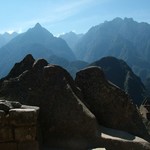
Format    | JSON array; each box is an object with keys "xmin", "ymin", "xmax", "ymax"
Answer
[
  {"xmin": 0, "ymin": 55, "xmax": 98, "ymax": 149},
  {"xmin": 75, "ymin": 66, "xmax": 150, "ymax": 141},
  {"xmin": 0, "ymin": 100, "xmax": 39, "ymax": 150},
  {"xmin": 0, "ymin": 55, "xmax": 150, "ymax": 149},
  {"xmin": 1, "ymin": 54, "xmax": 35, "ymax": 81}
]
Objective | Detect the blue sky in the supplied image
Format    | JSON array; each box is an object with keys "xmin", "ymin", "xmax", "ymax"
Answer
[{"xmin": 0, "ymin": 0, "xmax": 150, "ymax": 35}]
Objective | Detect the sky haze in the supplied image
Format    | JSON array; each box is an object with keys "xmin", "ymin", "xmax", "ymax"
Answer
[{"xmin": 0, "ymin": 0, "xmax": 150, "ymax": 35}]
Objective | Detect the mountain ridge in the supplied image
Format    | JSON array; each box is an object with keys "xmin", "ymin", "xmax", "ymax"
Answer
[
  {"xmin": 90, "ymin": 56, "xmax": 145, "ymax": 105},
  {"xmin": 0, "ymin": 32, "xmax": 18, "ymax": 48},
  {"xmin": 0, "ymin": 23, "xmax": 75, "ymax": 78},
  {"xmin": 59, "ymin": 31, "xmax": 83, "ymax": 51},
  {"xmin": 74, "ymin": 17, "xmax": 150, "ymax": 83}
]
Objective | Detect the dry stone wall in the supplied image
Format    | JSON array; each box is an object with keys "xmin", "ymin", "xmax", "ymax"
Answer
[{"xmin": 0, "ymin": 100, "xmax": 39, "ymax": 150}]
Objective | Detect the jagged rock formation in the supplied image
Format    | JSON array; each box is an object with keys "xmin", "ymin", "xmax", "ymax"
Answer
[
  {"xmin": 75, "ymin": 66, "xmax": 149, "ymax": 141},
  {"xmin": 1, "ymin": 54, "xmax": 35, "ymax": 81},
  {"xmin": 0, "ymin": 100, "xmax": 39, "ymax": 150},
  {"xmin": 0, "ymin": 55, "xmax": 150, "ymax": 149},
  {"xmin": 90, "ymin": 56, "xmax": 145, "ymax": 105},
  {"xmin": 0, "ymin": 55, "xmax": 98, "ymax": 149}
]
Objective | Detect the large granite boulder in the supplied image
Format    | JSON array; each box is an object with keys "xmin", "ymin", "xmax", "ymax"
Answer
[
  {"xmin": 0, "ymin": 55, "xmax": 98, "ymax": 149},
  {"xmin": 75, "ymin": 66, "xmax": 150, "ymax": 141}
]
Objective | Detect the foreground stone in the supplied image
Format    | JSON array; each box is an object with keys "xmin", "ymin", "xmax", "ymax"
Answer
[
  {"xmin": 0, "ymin": 56, "xmax": 98, "ymax": 149},
  {"xmin": 75, "ymin": 66, "xmax": 150, "ymax": 141},
  {"xmin": 0, "ymin": 55, "xmax": 150, "ymax": 149}
]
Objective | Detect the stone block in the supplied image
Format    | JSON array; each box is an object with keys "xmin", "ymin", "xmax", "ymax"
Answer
[
  {"xmin": 9, "ymin": 108, "xmax": 37, "ymax": 126},
  {"xmin": 18, "ymin": 141, "xmax": 39, "ymax": 150},
  {"xmin": 14, "ymin": 126, "xmax": 36, "ymax": 142},
  {"xmin": 0, "ymin": 126, "xmax": 13, "ymax": 142},
  {"xmin": 21, "ymin": 105, "xmax": 39, "ymax": 113},
  {"xmin": 0, "ymin": 110, "xmax": 5, "ymax": 125},
  {"xmin": 0, "ymin": 110, "xmax": 9, "ymax": 126},
  {"xmin": 92, "ymin": 148, "xmax": 106, "ymax": 150},
  {"xmin": 0, "ymin": 142, "xmax": 17, "ymax": 150}
]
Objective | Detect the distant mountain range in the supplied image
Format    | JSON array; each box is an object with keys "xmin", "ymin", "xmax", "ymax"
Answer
[
  {"xmin": 0, "ymin": 18, "xmax": 150, "ymax": 148},
  {"xmin": 0, "ymin": 23, "xmax": 75, "ymax": 77},
  {"xmin": 47, "ymin": 55, "xmax": 88, "ymax": 78},
  {"xmin": 0, "ymin": 17, "xmax": 150, "ymax": 102},
  {"xmin": 73, "ymin": 18, "xmax": 150, "ymax": 83},
  {"xmin": 59, "ymin": 31, "xmax": 83, "ymax": 51},
  {"xmin": 0, "ymin": 32, "xmax": 18, "ymax": 48}
]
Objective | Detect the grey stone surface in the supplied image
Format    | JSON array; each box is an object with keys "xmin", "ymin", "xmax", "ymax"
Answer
[
  {"xmin": 9, "ymin": 108, "xmax": 37, "ymax": 126},
  {"xmin": 0, "ymin": 126, "xmax": 13, "ymax": 142},
  {"xmin": 0, "ymin": 142, "xmax": 17, "ymax": 150},
  {"xmin": 14, "ymin": 126, "xmax": 36, "ymax": 142},
  {"xmin": 17, "ymin": 141, "xmax": 39, "ymax": 150}
]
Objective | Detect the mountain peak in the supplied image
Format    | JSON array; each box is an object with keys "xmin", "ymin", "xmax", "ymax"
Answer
[
  {"xmin": 113, "ymin": 17, "xmax": 123, "ymax": 21},
  {"xmin": 34, "ymin": 23, "xmax": 42, "ymax": 29},
  {"xmin": 124, "ymin": 17, "xmax": 134, "ymax": 22},
  {"xmin": 27, "ymin": 22, "xmax": 54, "ymax": 38}
]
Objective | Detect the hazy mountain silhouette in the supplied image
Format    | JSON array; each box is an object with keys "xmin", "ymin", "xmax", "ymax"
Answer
[
  {"xmin": 75, "ymin": 17, "xmax": 150, "ymax": 82},
  {"xmin": 47, "ymin": 55, "xmax": 89, "ymax": 78},
  {"xmin": 90, "ymin": 56, "xmax": 145, "ymax": 105},
  {"xmin": 59, "ymin": 31, "xmax": 83, "ymax": 51},
  {"xmin": 0, "ymin": 23, "xmax": 75, "ymax": 77},
  {"xmin": 0, "ymin": 32, "xmax": 18, "ymax": 48}
]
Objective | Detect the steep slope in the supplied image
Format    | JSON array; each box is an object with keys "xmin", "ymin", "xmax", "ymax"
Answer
[
  {"xmin": 0, "ymin": 32, "xmax": 18, "ymax": 48},
  {"xmin": 0, "ymin": 23, "xmax": 75, "ymax": 78},
  {"xmin": 0, "ymin": 55, "xmax": 150, "ymax": 149},
  {"xmin": 145, "ymin": 78, "xmax": 150, "ymax": 97},
  {"xmin": 59, "ymin": 31, "xmax": 83, "ymax": 51},
  {"xmin": 75, "ymin": 17, "xmax": 150, "ymax": 82},
  {"xmin": 90, "ymin": 56, "xmax": 145, "ymax": 105}
]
